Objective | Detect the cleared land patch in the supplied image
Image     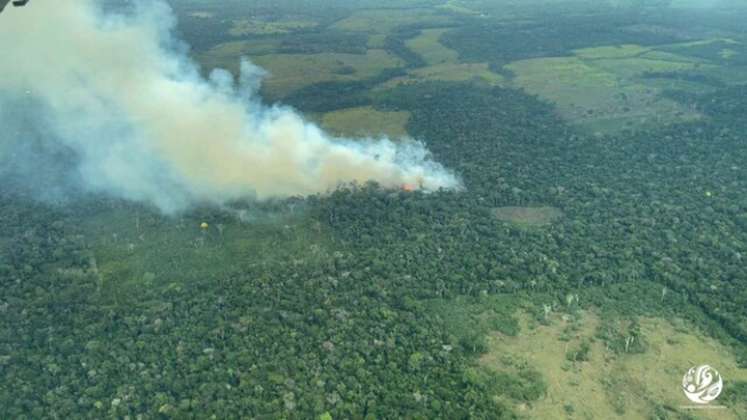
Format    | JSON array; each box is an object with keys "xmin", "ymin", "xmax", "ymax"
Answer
[
  {"xmin": 198, "ymin": 39, "xmax": 281, "ymax": 62},
  {"xmin": 573, "ymin": 44, "xmax": 652, "ymax": 60},
  {"xmin": 506, "ymin": 54, "xmax": 702, "ymax": 133},
  {"xmin": 412, "ymin": 63, "xmax": 504, "ymax": 84},
  {"xmin": 331, "ymin": 9, "xmax": 452, "ymax": 33},
  {"xmin": 658, "ymin": 38, "xmax": 747, "ymax": 65},
  {"xmin": 199, "ymin": 49, "xmax": 404, "ymax": 98},
  {"xmin": 251, "ymin": 50, "xmax": 403, "ymax": 98},
  {"xmin": 378, "ymin": 63, "xmax": 504, "ymax": 90},
  {"xmin": 480, "ymin": 311, "xmax": 747, "ymax": 419},
  {"xmin": 590, "ymin": 57, "xmax": 706, "ymax": 80},
  {"xmin": 367, "ymin": 34, "xmax": 387, "ymax": 48},
  {"xmin": 384, "ymin": 28, "xmax": 505, "ymax": 87},
  {"xmin": 504, "ymin": 41, "xmax": 747, "ymax": 132},
  {"xmin": 228, "ymin": 18, "xmax": 317, "ymax": 36},
  {"xmin": 405, "ymin": 28, "xmax": 460, "ymax": 65},
  {"xmin": 321, "ymin": 106, "xmax": 411, "ymax": 139}
]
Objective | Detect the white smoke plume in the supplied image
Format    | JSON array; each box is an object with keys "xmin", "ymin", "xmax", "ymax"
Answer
[{"xmin": 0, "ymin": 1, "xmax": 460, "ymax": 212}]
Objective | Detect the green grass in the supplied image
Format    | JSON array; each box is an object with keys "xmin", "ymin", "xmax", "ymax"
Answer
[
  {"xmin": 378, "ymin": 63, "xmax": 504, "ymax": 90},
  {"xmin": 573, "ymin": 44, "xmax": 652, "ymax": 60},
  {"xmin": 656, "ymin": 38, "xmax": 747, "ymax": 66},
  {"xmin": 228, "ymin": 18, "xmax": 317, "ymax": 36},
  {"xmin": 331, "ymin": 9, "xmax": 452, "ymax": 33},
  {"xmin": 367, "ymin": 34, "xmax": 388, "ymax": 48},
  {"xmin": 506, "ymin": 55, "xmax": 701, "ymax": 133},
  {"xmin": 503, "ymin": 38, "xmax": 747, "ymax": 133},
  {"xmin": 639, "ymin": 50, "xmax": 708, "ymax": 64},
  {"xmin": 479, "ymin": 311, "xmax": 747, "ymax": 419},
  {"xmin": 413, "ymin": 63, "xmax": 504, "ymax": 83},
  {"xmin": 395, "ymin": 28, "xmax": 506, "ymax": 87},
  {"xmin": 254, "ymin": 50, "xmax": 403, "ymax": 97},
  {"xmin": 321, "ymin": 106, "xmax": 411, "ymax": 139},
  {"xmin": 198, "ymin": 39, "xmax": 281, "ymax": 60},
  {"xmin": 405, "ymin": 28, "xmax": 460, "ymax": 65},
  {"xmin": 589, "ymin": 57, "xmax": 704, "ymax": 80},
  {"xmin": 198, "ymin": 49, "xmax": 404, "ymax": 98}
]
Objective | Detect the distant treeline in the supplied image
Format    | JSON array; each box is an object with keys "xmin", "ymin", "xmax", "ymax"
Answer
[{"xmin": 440, "ymin": 14, "xmax": 683, "ymax": 70}]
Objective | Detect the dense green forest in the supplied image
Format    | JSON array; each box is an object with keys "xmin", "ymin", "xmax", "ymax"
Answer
[{"xmin": 2, "ymin": 0, "xmax": 747, "ymax": 418}]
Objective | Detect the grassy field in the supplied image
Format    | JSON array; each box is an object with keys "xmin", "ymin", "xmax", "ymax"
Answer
[
  {"xmin": 413, "ymin": 63, "xmax": 503, "ymax": 83},
  {"xmin": 320, "ymin": 106, "xmax": 411, "ymax": 139},
  {"xmin": 252, "ymin": 50, "xmax": 403, "ymax": 97},
  {"xmin": 367, "ymin": 34, "xmax": 388, "ymax": 48},
  {"xmin": 505, "ymin": 52, "xmax": 704, "ymax": 133},
  {"xmin": 500, "ymin": 38, "xmax": 747, "ymax": 133},
  {"xmin": 365, "ymin": 26, "xmax": 504, "ymax": 90},
  {"xmin": 198, "ymin": 39, "xmax": 281, "ymax": 61},
  {"xmin": 331, "ymin": 8, "xmax": 453, "ymax": 33},
  {"xmin": 198, "ymin": 48, "xmax": 404, "ymax": 98},
  {"xmin": 405, "ymin": 28, "xmax": 460, "ymax": 65},
  {"xmin": 572, "ymin": 44, "xmax": 653, "ymax": 60},
  {"xmin": 379, "ymin": 63, "xmax": 505, "ymax": 90},
  {"xmin": 480, "ymin": 311, "xmax": 747, "ymax": 419},
  {"xmin": 194, "ymin": 6, "xmax": 742, "ymax": 137},
  {"xmin": 590, "ymin": 57, "xmax": 706, "ymax": 80},
  {"xmin": 394, "ymin": 28, "xmax": 506, "ymax": 87},
  {"xmin": 228, "ymin": 19, "xmax": 317, "ymax": 36}
]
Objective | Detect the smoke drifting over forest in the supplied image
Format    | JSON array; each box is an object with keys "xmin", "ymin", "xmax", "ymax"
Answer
[{"xmin": 0, "ymin": 1, "xmax": 459, "ymax": 212}]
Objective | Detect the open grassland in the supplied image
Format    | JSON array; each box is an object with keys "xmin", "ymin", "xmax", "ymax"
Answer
[
  {"xmin": 379, "ymin": 63, "xmax": 505, "ymax": 90},
  {"xmin": 658, "ymin": 38, "xmax": 747, "ymax": 64},
  {"xmin": 228, "ymin": 18, "xmax": 317, "ymax": 36},
  {"xmin": 505, "ymin": 38, "xmax": 747, "ymax": 133},
  {"xmin": 411, "ymin": 63, "xmax": 504, "ymax": 84},
  {"xmin": 366, "ymin": 34, "xmax": 388, "ymax": 48},
  {"xmin": 198, "ymin": 39, "xmax": 281, "ymax": 61},
  {"xmin": 331, "ymin": 8, "xmax": 452, "ymax": 33},
  {"xmin": 198, "ymin": 49, "xmax": 404, "ymax": 98},
  {"xmin": 506, "ymin": 51, "xmax": 705, "ymax": 133},
  {"xmin": 321, "ymin": 106, "xmax": 411, "ymax": 139},
  {"xmin": 376, "ymin": 27, "xmax": 504, "ymax": 90},
  {"xmin": 251, "ymin": 50, "xmax": 403, "ymax": 98},
  {"xmin": 405, "ymin": 29, "xmax": 460, "ymax": 65},
  {"xmin": 480, "ymin": 311, "xmax": 747, "ymax": 419},
  {"xmin": 589, "ymin": 57, "xmax": 708, "ymax": 80},
  {"xmin": 573, "ymin": 44, "xmax": 653, "ymax": 60}
]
